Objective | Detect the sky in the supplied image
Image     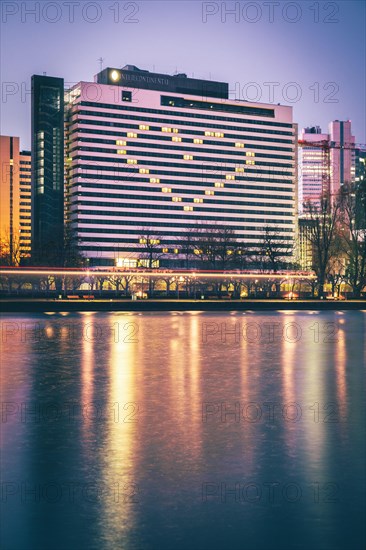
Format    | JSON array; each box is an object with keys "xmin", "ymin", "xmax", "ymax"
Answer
[{"xmin": 1, "ymin": 0, "xmax": 365, "ymax": 150}]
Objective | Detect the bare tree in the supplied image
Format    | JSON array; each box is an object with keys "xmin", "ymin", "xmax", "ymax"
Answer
[
  {"xmin": 137, "ymin": 228, "xmax": 164, "ymax": 269},
  {"xmin": 193, "ymin": 224, "xmax": 237, "ymax": 270},
  {"xmin": 303, "ymin": 196, "xmax": 342, "ymax": 298},
  {"xmin": 260, "ymin": 225, "xmax": 293, "ymax": 272},
  {"xmin": 0, "ymin": 231, "xmax": 21, "ymax": 266},
  {"xmin": 339, "ymin": 188, "xmax": 366, "ymax": 298}
]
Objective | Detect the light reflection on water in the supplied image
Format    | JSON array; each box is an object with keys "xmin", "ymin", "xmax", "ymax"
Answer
[{"xmin": 0, "ymin": 311, "xmax": 365, "ymax": 550}]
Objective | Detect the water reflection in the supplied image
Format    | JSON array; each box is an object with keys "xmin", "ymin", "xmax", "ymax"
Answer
[{"xmin": 0, "ymin": 311, "xmax": 365, "ymax": 550}]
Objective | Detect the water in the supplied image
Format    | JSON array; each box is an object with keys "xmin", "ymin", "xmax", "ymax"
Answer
[{"xmin": 1, "ymin": 311, "xmax": 365, "ymax": 550}]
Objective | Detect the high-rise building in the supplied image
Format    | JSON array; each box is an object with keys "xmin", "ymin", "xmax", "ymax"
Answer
[
  {"xmin": 64, "ymin": 65, "xmax": 297, "ymax": 267},
  {"xmin": 1, "ymin": 136, "xmax": 20, "ymax": 263},
  {"xmin": 299, "ymin": 126, "xmax": 329, "ymax": 209},
  {"xmin": 31, "ymin": 75, "xmax": 64, "ymax": 264},
  {"xmin": 0, "ymin": 136, "xmax": 32, "ymax": 263},
  {"xmin": 298, "ymin": 120, "xmax": 356, "ymax": 211},
  {"xmin": 19, "ymin": 150, "xmax": 32, "ymax": 259},
  {"xmin": 329, "ymin": 120, "xmax": 355, "ymax": 196}
]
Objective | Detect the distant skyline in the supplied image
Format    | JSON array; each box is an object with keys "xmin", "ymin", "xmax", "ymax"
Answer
[{"xmin": 1, "ymin": 0, "xmax": 365, "ymax": 149}]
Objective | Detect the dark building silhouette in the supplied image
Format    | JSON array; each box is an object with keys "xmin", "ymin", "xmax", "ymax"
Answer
[{"xmin": 31, "ymin": 75, "xmax": 64, "ymax": 265}]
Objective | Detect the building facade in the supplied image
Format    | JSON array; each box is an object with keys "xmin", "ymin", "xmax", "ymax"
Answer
[
  {"xmin": 0, "ymin": 136, "xmax": 31, "ymax": 263},
  {"xmin": 299, "ymin": 126, "xmax": 329, "ymax": 209},
  {"xmin": 31, "ymin": 75, "xmax": 64, "ymax": 264},
  {"xmin": 19, "ymin": 150, "xmax": 32, "ymax": 259},
  {"xmin": 298, "ymin": 121, "xmax": 356, "ymax": 212},
  {"xmin": 64, "ymin": 65, "xmax": 297, "ymax": 267}
]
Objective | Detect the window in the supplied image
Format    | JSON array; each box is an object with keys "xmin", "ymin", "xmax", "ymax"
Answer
[
  {"xmin": 205, "ymin": 190, "xmax": 214, "ymax": 195},
  {"xmin": 205, "ymin": 131, "xmax": 215, "ymax": 137},
  {"xmin": 194, "ymin": 139, "xmax": 203, "ymax": 144},
  {"xmin": 235, "ymin": 142, "xmax": 245, "ymax": 148},
  {"xmin": 127, "ymin": 132, "xmax": 137, "ymax": 138},
  {"xmin": 162, "ymin": 127, "xmax": 172, "ymax": 132},
  {"xmin": 194, "ymin": 198, "xmax": 203, "ymax": 203},
  {"xmin": 162, "ymin": 248, "xmax": 169, "ymax": 253},
  {"xmin": 150, "ymin": 178, "xmax": 160, "ymax": 183},
  {"xmin": 246, "ymin": 160, "xmax": 255, "ymax": 165},
  {"xmin": 139, "ymin": 125, "xmax": 149, "ymax": 130},
  {"xmin": 172, "ymin": 137, "xmax": 181, "ymax": 142},
  {"xmin": 183, "ymin": 206, "xmax": 193, "ymax": 211},
  {"xmin": 122, "ymin": 91, "xmax": 132, "ymax": 102},
  {"xmin": 139, "ymin": 168, "xmax": 149, "ymax": 174},
  {"xmin": 127, "ymin": 159, "xmax": 137, "ymax": 164},
  {"xmin": 214, "ymin": 132, "xmax": 224, "ymax": 137},
  {"xmin": 116, "ymin": 140, "xmax": 126, "ymax": 146},
  {"xmin": 226, "ymin": 175, "xmax": 235, "ymax": 180},
  {"xmin": 214, "ymin": 182, "xmax": 224, "ymax": 187},
  {"xmin": 162, "ymin": 187, "xmax": 171, "ymax": 193},
  {"xmin": 172, "ymin": 128, "xmax": 179, "ymax": 133},
  {"xmin": 172, "ymin": 197, "xmax": 182, "ymax": 202},
  {"xmin": 117, "ymin": 150, "xmax": 126, "ymax": 155},
  {"xmin": 246, "ymin": 151, "xmax": 255, "ymax": 156},
  {"xmin": 183, "ymin": 155, "xmax": 193, "ymax": 160},
  {"xmin": 235, "ymin": 167, "xmax": 244, "ymax": 172},
  {"xmin": 174, "ymin": 248, "xmax": 179, "ymax": 254}
]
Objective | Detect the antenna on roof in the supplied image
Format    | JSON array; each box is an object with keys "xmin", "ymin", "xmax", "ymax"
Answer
[{"xmin": 98, "ymin": 57, "xmax": 105, "ymax": 72}]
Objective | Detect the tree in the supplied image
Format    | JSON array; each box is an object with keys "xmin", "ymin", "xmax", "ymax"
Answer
[
  {"xmin": 339, "ymin": 187, "xmax": 366, "ymax": 297},
  {"xmin": 0, "ymin": 231, "xmax": 21, "ymax": 266},
  {"xmin": 303, "ymin": 196, "xmax": 342, "ymax": 298},
  {"xmin": 137, "ymin": 228, "xmax": 164, "ymax": 269},
  {"xmin": 192, "ymin": 224, "xmax": 237, "ymax": 270},
  {"xmin": 260, "ymin": 225, "xmax": 293, "ymax": 272}
]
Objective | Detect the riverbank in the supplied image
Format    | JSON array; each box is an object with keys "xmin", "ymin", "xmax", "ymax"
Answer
[{"xmin": 0, "ymin": 299, "xmax": 364, "ymax": 313}]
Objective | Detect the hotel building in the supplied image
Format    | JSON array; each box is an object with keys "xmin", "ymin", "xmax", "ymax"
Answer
[{"xmin": 64, "ymin": 65, "xmax": 297, "ymax": 267}]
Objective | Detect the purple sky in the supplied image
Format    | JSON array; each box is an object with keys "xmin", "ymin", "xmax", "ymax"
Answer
[{"xmin": 1, "ymin": 0, "xmax": 365, "ymax": 150}]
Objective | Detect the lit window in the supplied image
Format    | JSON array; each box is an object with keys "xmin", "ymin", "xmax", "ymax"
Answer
[
  {"xmin": 183, "ymin": 206, "xmax": 193, "ymax": 211},
  {"xmin": 127, "ymin": 159, "xmax": 137, "ymax": 164},
  {"xmin": 235, "ymin": 167, "xmax": 244, "ymax": 172},
  {"xmin": 139, "ymin": 238, "xmax": 147, "ymax": 244},
  {"xmin": 246, "ymin": 151, "xmax": 255, "ymax": 157},
  {"xmin": 246, "ymin": 160, "xmax": 255, "ymax": 165},
  {"xmin": 226, "ymin": 175, "xmax": 235, "ymax": 180},
  {"xmin": 214, "ymin": 132, "xmax": 224, "ymax": 138},
  {"xmin": 172, "ymin": 197, "xmax": 182, "ymax": 202},
  {"xmin": 162, "ymin": 187, "xmax": 172, "ymax": 193},
  {"xmin": 174, "ymin": 248, "xmax": 179, "ymax": 254},
  {"xmin": 194, "ymin": 249, "xmax": 201, "ymax": 255},
  {"xmin": 183, "ymin": 155, "xmax": 193, "ymax": 160},
  {"xmin": 172, "ymin": 137, "xmax": 182, "ymax": 142},
  {"xmin": 162, "ymin": 248, "xmax": 169, "ymax": 253},
  {"xmin": 194, "ymin": 138, "xmax": 203, "ymax": 144},
  {"xmin": 235, "ymin": 142, "xmax": 245, "ymax": 148},
  {"xmin": 150, "ymin": 178, "xmax": 160, "ymax": 183},
  {"xmin": 116, "ymin": 140, "xmax": 126, "ymax": 146},
  {"xmin": 127, "ymin": 132, "xmax": 137, "ymax": 138},
  {"xmin": 162, "ymin": 127, "xmax": 172, "ymax": 132},
  {"xmin": 205, "ymin": 131, "xmax": 215, "ymax": 137},
  {"xmin": 194, "ymin": 198, "xmax": 203, "ymax": 203},
  {"xmin": 139, "ymin": 125, "xmax": 149, "ymax": 130},
  {"xmin": 205, "ymin": 190, "xmax": 214, "ymax": 195},
  {"xmin": 214, "ymin": 182, "xmax": 224, "ymax": 187},
  {"xmin": 173, "ymin": 128, "xmax": 179, "ymax": 133},
  {"xmin": 139, "ymin": 168, "xmax": 149, "ymax": 174},
  {"xmin": 117, "ymin": 150, "xmax": 126, "ymax": 155}
]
